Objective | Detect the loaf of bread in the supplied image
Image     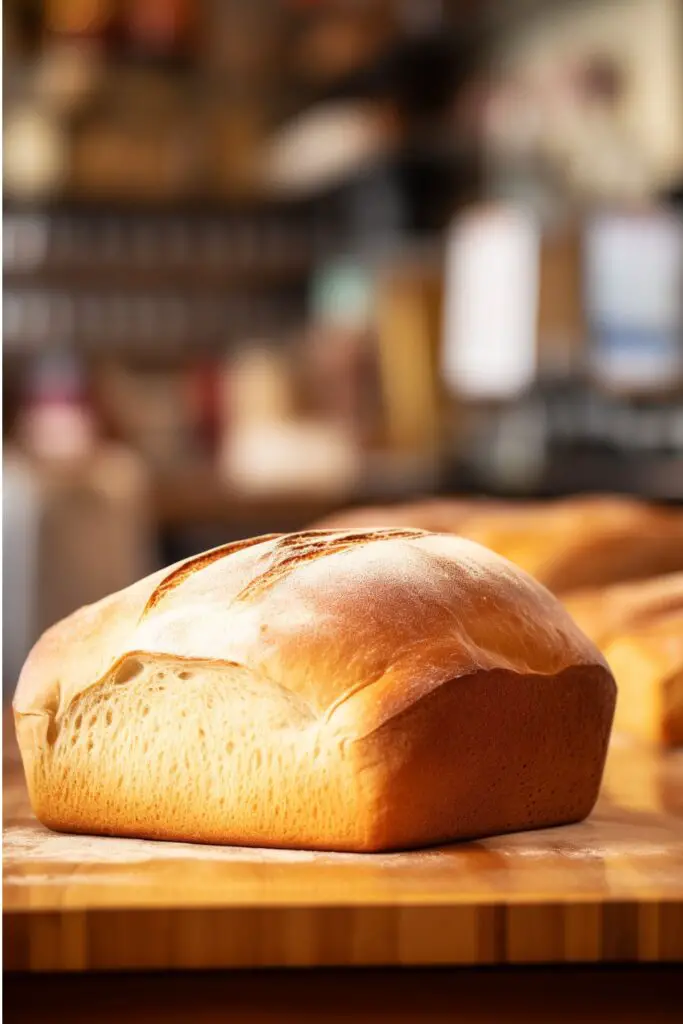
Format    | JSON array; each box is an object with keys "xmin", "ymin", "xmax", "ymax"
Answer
[
  {"xmin": 563, "ymin": 574, "xmax": 683, "ymax": 747},
  {"xmin": 314, "ymin": 498, "xmax": 489, "ymax": 534},
  {"xmin": 458, "ymin": 496, "xmax": 683, "ymax": 594},
  {"xmin": 14, "ymin": 528, "xmax": 616, "ymax": 852},
  {"xmin": 605, "ymin": 610, "xmax": 683, "ymax": 748},
  {"xmin": 564, "ymin": 573, "xmax": 683, "ymax": 646},
  {"xmin": 317, "ymin": 496, "xmax": 683, "ymax": 595}
]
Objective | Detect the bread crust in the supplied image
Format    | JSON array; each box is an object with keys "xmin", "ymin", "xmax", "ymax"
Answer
[{"xmin": 14, "ymin": 529, "xmax": 616, "ymax": 851}]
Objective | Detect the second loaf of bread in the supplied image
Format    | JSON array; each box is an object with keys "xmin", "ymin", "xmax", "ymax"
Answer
[
  {"xmin": 14, "ymin": 529, "xmax": 616, "ymax": 852},
  {"xmin": 314, "ymin": 496, "xmax": 683, "ymax": 594}
]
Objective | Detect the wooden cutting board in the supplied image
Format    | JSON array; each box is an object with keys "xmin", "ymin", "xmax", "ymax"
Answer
[{"xmin": 4, "ymin": 712, "xmax": 683, "ymax": 972}]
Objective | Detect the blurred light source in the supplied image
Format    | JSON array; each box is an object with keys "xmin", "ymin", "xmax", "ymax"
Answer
[
  {"xmin": 585, "ymin": 209, "xmax": 683, "ymax": 393},
  {"xmin": 261, "ymin": 101, "xmax": 395, "ymax": 196},
  {"xmin": 442, "ymin": 203, "xmax": 540, "ymax": 400},
  {"xmin": 4, "ymin": 106, "xmax": 68, "ymax": 199}
]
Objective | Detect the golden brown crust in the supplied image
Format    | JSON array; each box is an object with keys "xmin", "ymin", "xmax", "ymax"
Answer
[
  {"xmin": 357, "ymin": 663, "xmax": 614, "ymax": 850},
  {"xmin": 233, "ymin": 529, "xmax": 423, "ymax": 602},
  {"xmin": 14, "ymin": 528, "xmax": 616, "ymax": 851},
  {"xmin": 143, "ymin": 535, "xmax": 280, "ymax": 616}
]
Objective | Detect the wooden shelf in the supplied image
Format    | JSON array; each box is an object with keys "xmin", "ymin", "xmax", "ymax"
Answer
[{"xmin": 4, "ymin": 262, "xmax": 312, "ymax": 290}]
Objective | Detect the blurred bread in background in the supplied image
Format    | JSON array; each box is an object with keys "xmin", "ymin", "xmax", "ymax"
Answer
[
  {"xmin": 564, "ymin": 573, "xmax": 683, "ymax": 645},
  {"xmin": 457, "ymin": 495, "xmax": 683, "ymax": 595},
  {"xmin": 314, "ymin": 494, "xmax": 683, "ymax": 595},
  {"xmin": 564, "ymin": 574, "xmax": 683, "ymax": 748},
  {"xmin": 314, "ymin": 497, "xmax": 499, "ymax": 534},
  {"xmin": 604, "ymin": 608, "xmax": 683, "ymax": 748}
]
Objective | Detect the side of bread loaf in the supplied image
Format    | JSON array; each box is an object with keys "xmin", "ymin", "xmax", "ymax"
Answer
[{"xmin": 14, "ymin": 529, "xmax": 616, "ymax": 851}]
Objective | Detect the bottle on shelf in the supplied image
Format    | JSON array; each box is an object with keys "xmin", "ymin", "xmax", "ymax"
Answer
[{"xmin": 13, "ymin": 351, "xmax": 154, "ymax": 642}]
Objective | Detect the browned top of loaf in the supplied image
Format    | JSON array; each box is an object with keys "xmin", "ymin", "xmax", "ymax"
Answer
[{"xmin": 14, "ymin": 528, "xmax": 608, "ymax": 740}]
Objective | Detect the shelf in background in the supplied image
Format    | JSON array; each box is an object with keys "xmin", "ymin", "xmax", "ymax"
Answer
[{"xmin": 152, "ymin": 465, "xmax": 350, "ymax": 531}]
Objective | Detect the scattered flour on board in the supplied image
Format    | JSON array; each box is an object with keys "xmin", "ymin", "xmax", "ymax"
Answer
[
  {"xmin": 3, "ymin": 826, "xmax": 442, "ymax": 869},
  {"xmin": 5, "ymin": 818, "xmax": 679, "ymax": 882}
]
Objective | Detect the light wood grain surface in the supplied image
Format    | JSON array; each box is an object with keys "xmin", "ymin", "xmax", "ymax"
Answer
[{"xmin": 4, "ymin": 713, "xmax": 683, "ymax": 972}]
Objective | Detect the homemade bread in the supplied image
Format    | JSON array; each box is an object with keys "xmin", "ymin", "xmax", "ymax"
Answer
[
  {"xmin": 605, "ymin": 609, "xmax": 683, "ymax": 748},
  {"xmin": 458, "ymin": 496, "xmax": 683, "ymax": 594},
  {"xmin": 314, "ymin": 498, "xmax": 488, "ymax": 533},
  {"xmin": 316, "ymin": 496, "xmax": 683, "ymax": 595},
  {"xmin": 563, "ymin": 574, "xmax": 683, "ymax": 747},
  {"xmin": 564, "ymin": 573, "xmax": 683, "ymax": 646},
  {"xmin": 14, "ymin": 528, "xmax": 616, "ymax": 852}
]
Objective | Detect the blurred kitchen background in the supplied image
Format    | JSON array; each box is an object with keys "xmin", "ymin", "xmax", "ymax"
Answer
[{"xmin": 4, "ymin": 0, "xmax": 683, "ymax": 692}]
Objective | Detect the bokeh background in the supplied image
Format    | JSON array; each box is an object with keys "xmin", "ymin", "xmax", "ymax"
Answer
[{"xmin": 4, "ymin": 0, "xmax": 683, "ymax": 694}]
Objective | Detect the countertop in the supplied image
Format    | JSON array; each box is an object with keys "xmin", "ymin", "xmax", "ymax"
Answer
[{"xmin": 4, "ymin": 713, "xmax": 682, "ymax": 973}]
